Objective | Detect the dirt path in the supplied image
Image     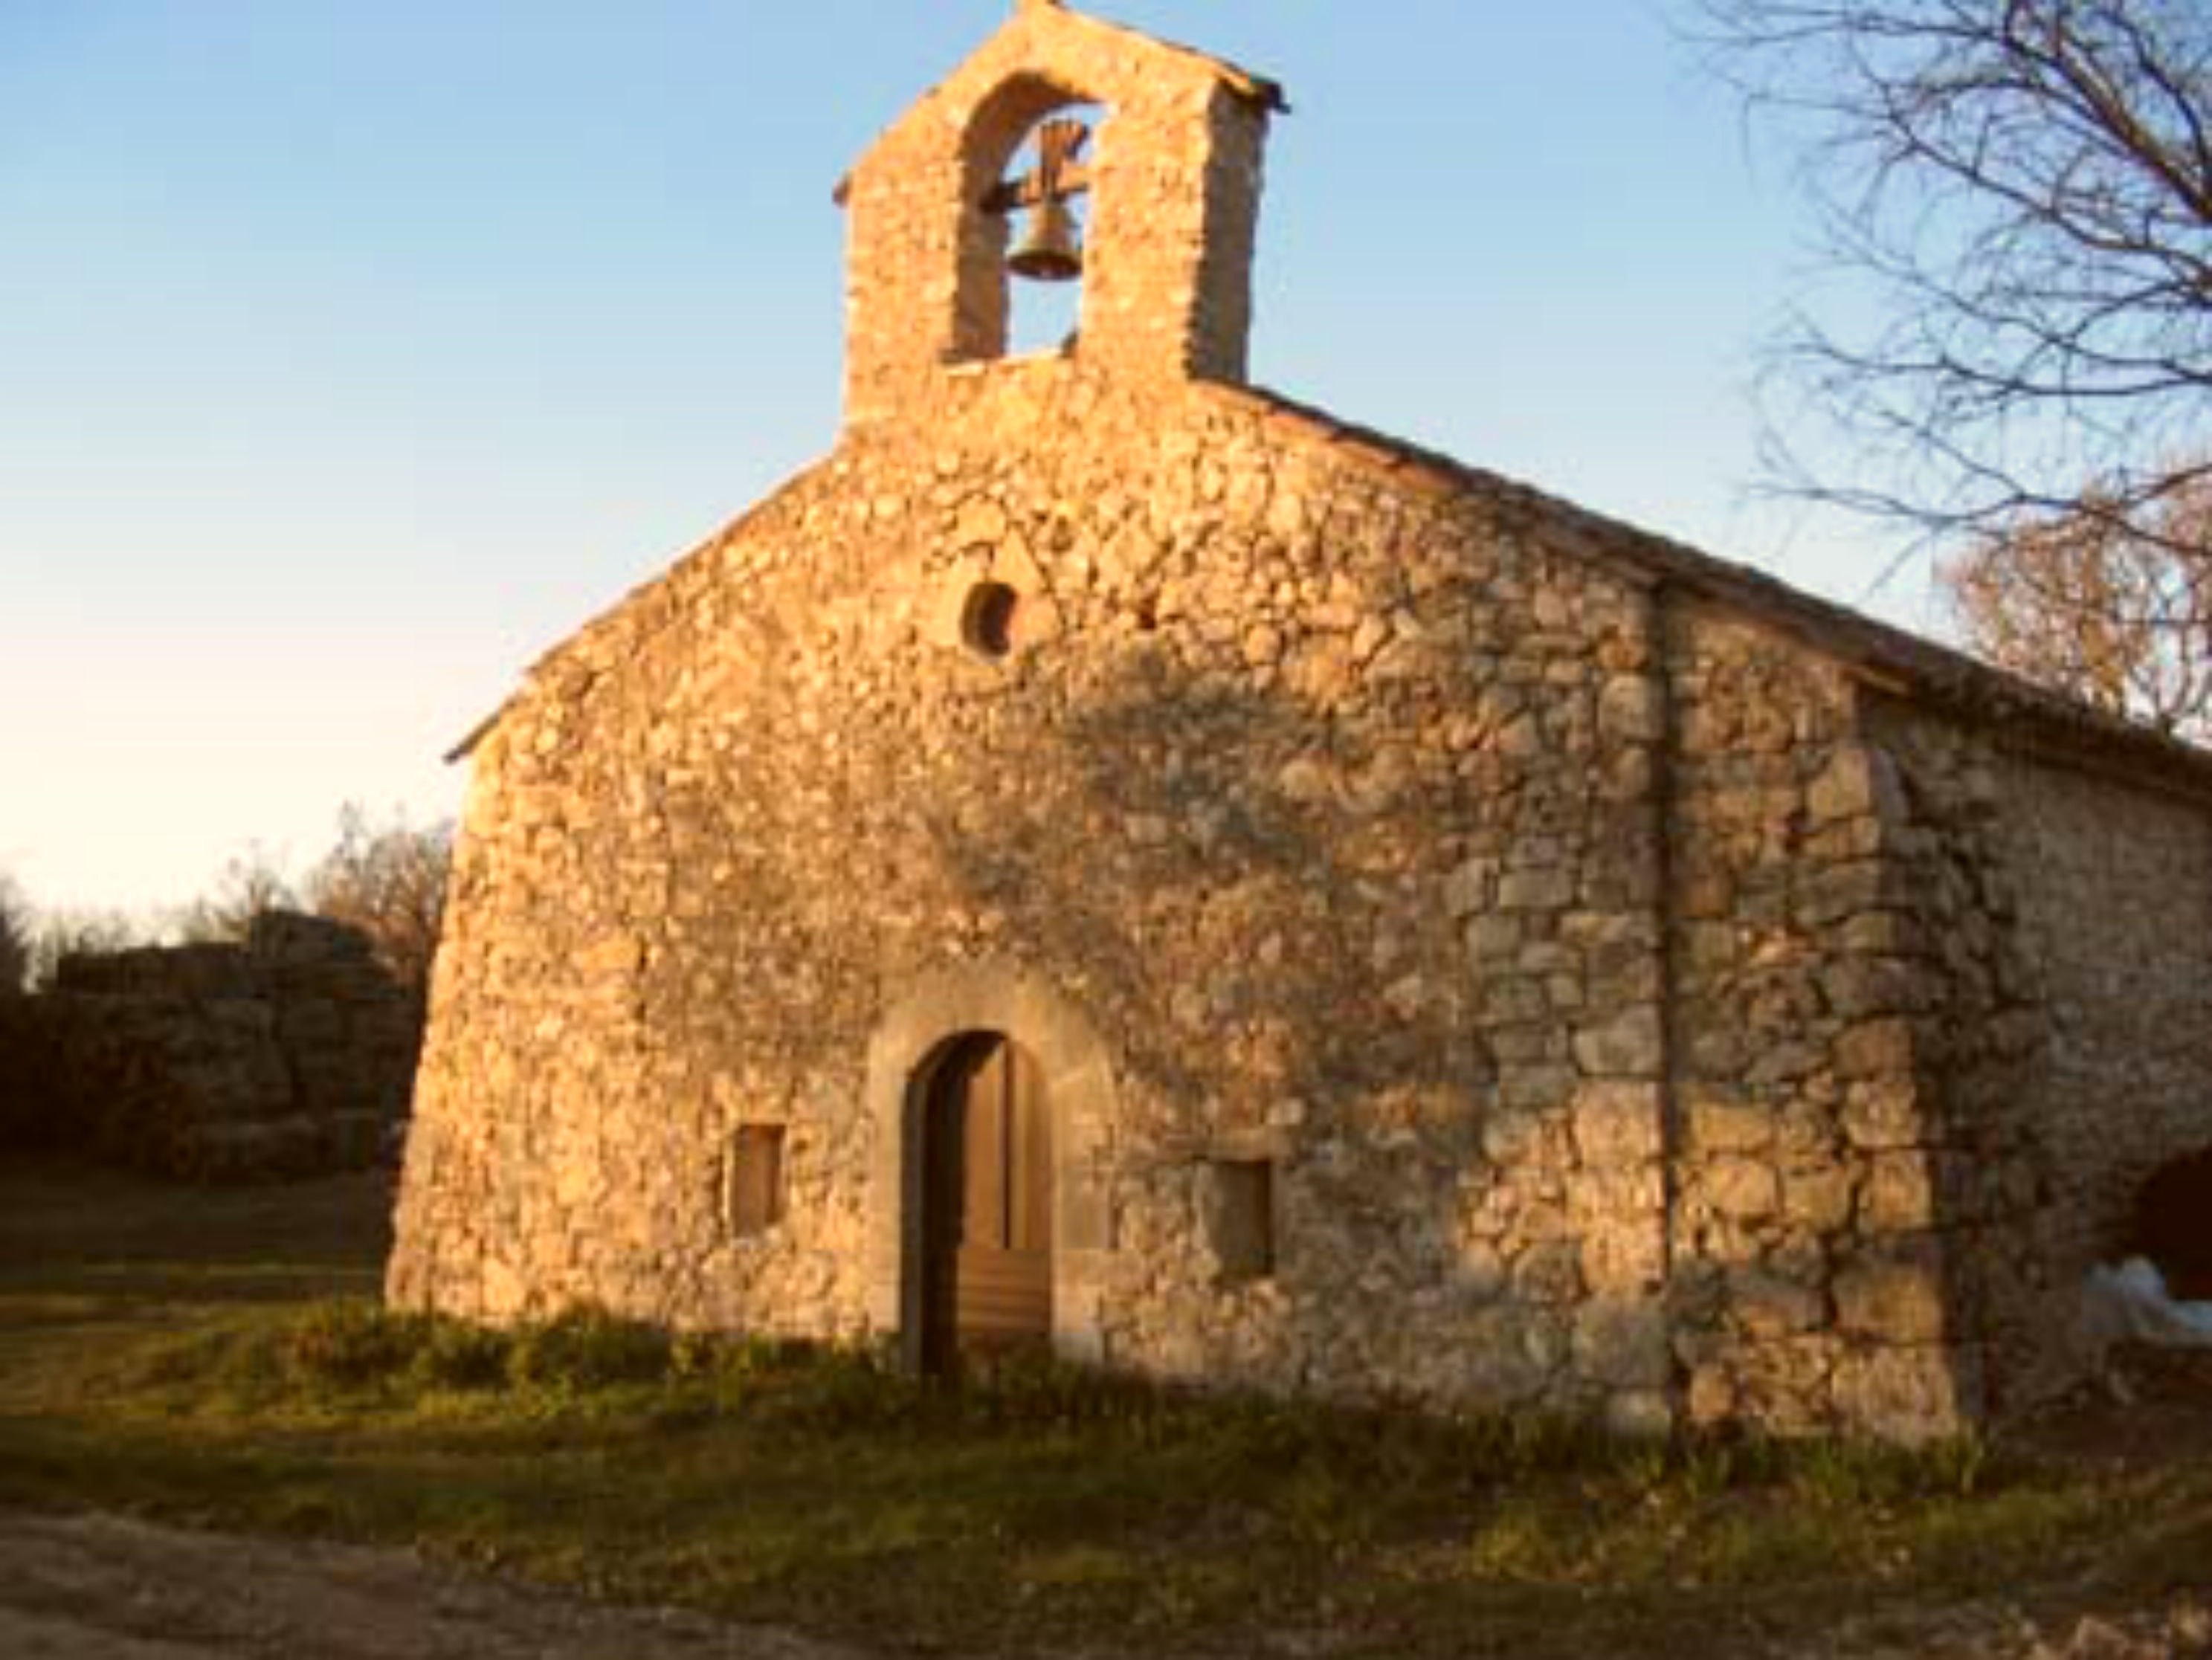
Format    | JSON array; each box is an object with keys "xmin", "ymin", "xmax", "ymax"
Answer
[
  {"xmin": 0, "ymin": 1510, "xmax": 872, "ymax": 1660},
  {"xmin": 5, "ymin": 1503, "xmax": 2212, "ymax": 1660}
]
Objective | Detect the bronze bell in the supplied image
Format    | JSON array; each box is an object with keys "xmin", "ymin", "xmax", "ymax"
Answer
[{"xmin": 1008, "ymin": 196, "xmax": 1083, "ymax": 282}]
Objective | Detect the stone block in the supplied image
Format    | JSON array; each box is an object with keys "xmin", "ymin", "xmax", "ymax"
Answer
[
  {"xmin": 1684, "ymin": 1364, "xmax": 1738, "ymax": 1427},
  {"xmin": 1604, "ymin": 1389, "xmax": 1675, "ymax": 1440},
  {"xmin": 1807, "ymin": 744, "xmax": 1900, "ymax": 825},
  {"xmin": 1782, "ymin": 1166, "xmax": 1857, "ymax": 1234},
  {"xmin": 1454, "ymin": 1239, "xmax": 1509, "ymax": 1300},
  {"xmin": 1819, "ymin": 957, "xmax": 1932, "ymax": 1021},
  {"xmin": 1443, "ymin": 858, "xmax": 1497, "ymax": 920},
  {"xmin": 1862, "ymin": 1152, "xmax": 1940, "ymax": 1233},
  {"xmin": 1464, "ymin": 914, "xmax": 1522, "ymax": 960},
  {"xmin": 1796, "ymin": 860, "xmax": 1896, "ymax": 927},
  {"xmin": 1828, "ymin": 1345, "xmax": 1970, "ymax": 1445},
  {"xmin": 581, "ymin": 937, "xmax": 644, "ymax": 978},
  {"xmin": 1462, "ymin": 1308, "xmax": 1556, "ymax": 1404},
  {"xmin": 1478, "ymin": 976, "xmax": 1550, "ymax": 1025},
  {"xmin": 1836, "ymin": 1018, "xmax": 1916, "ymax": 1081},
  {"xmin": 1729, "ymin": 1268, "xmax": 1827, "ymax": 1337},
  {"xmin": 1499, "ymin": 868, "xmax": 1576, "ymax": 912},
  {"xmin": 1513, "ymin": 1241, "xmax": 1584, "ymax": 1306},
  {"xmin": 1573, "ymin": 1297, "xmax": 1674, "ymax": 1389},
  {"xmin": 1499, "ymin": 1064, "xmax": 1579, "ymax": 1111},
  {"xmin": 1597, "ymin": 674, "xmax": 1666, "ymax": 745},
  {"xmin": 1571, "ymin": 1005, "xmax": 1663, "ymax": 1079},
  {"xmin": 1839, "ymin": 910, "xmax": 1916, "ymax": 956},
  {"xmin": 1689, "ymin": 1097, "xmax": 1773, "ymax": 1154},
  {"xmin": 1571, "ymin": 1081, "xmax": 1664, "ymax": 1166},
  {"xmin": 1841, "ymin": 1084, "xmax": 1922, "ymax": 1152},
  {"xmin": 1570, "ymin": 1164, "xmax": 1666, "ymax": 1227},
  {"xmin": 1703, "ymin": 1157, "xmax": 1781, "ymax": 1221},
  {"xmin": 1580, "ymin": 1221, "xmax": 1666, "ymax": 1296},
  {"xmin": 1834, "ymin": 1260, "xmax": 1948, "ymax": 1343}
]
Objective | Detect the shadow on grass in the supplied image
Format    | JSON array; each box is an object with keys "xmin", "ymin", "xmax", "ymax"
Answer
[
  {"xmin": 0, "ymin": 1295, "xmax": 2161, "ymax": 1660},
  {"xmin": 0, "ymin": 1160, "xmax": 392, "ymax": 1279},
  {"xmin": 0, "ymin": 1392, "xmax": 2126, "ymax": 1660},
  {"xmin": 0, "ymin": 1163, "xmax": 2206, "ymax": 1659},
  {"xmin": 0, "ymin": 1265, "xmax": 383, "ymax": 1309}
]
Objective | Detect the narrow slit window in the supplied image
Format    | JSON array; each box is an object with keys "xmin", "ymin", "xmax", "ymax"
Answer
[
  {"xmin": 726, "ymin": 1124, "xmax": 787, "ymax": 1239},
  {"xmin": 1210, "ymin": 1158, "xmax": 1276, "ymax": 1282}
]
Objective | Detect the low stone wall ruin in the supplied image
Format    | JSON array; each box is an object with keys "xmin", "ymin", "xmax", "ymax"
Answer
[{"xmin": 0, "ymin": 912, "xmax": 416, "ymax": 1181}]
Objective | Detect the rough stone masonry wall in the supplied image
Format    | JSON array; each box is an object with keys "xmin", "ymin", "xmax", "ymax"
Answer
[
  {"xmin": 1877, "ymin": 704, "xmax": 2212, "ymax": 1409},
  {"xmin": 390, "ymin": 360, "xmax": 2212, "ymax": 1437},
  {"xmin": 2001, "ymin": 750, "xmax": 2212, "ymax": 1316},
  {"xmin": 1662, "ymin": 613, "xmax": 1979, "ymax": 1441},
  {"xmin": 4, "ymin": 913, "xmax": 416, "ymax": 1180},
  {"xmin": 390, "ymin": 360, "xmax": 1695, "ymax": 1430},
  {"xmin": 395, "ymin": 354, "xmax": 2152, "ymax": 1438}
]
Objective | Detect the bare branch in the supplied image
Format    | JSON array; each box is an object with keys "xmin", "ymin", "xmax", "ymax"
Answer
[{"xmin": 1700, "ymin": 0, "xmax": 2212, "ymax": 549}]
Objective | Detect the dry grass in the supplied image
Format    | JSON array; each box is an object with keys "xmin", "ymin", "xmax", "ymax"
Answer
[{"xmin": 0, "ymin": 1158, "xmax": 2207, "ymax": 1658}]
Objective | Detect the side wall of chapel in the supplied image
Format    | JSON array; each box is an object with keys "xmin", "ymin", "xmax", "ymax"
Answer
[{"xmin": 1869, "ymin": 705, "xmax": 2212, "ymax": 1413}]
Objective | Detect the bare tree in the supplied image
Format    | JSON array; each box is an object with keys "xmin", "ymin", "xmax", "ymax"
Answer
[
  {"xmin": 0, "ymin": 874, "xmax": 30, "ymax": 996},
  {"xmin": 26, "ymin": 908, "xmax": 145, "ymax": 991},
  {"xmin": 154, "ymin": 807, "xmax": 451, "ymax": 1004},
  {"xmin": 172, "ymin": 844, "xmax": 298, "ymax": 946},
  {"xmin": 1701, "ymin": 0, "xmax": 2212, "ymax": 553},
  {"xmin": 302, "ymin": 804, "xmax": 454, "ymax": 1010},
  {"xmin": 1941, "ymin": 471, "xmax": 2212, "ymax": 735}
]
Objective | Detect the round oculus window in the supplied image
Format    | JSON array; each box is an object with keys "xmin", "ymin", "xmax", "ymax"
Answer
[{"xmin": 961, "ymin": 581, "xmax": 1023, "ymax": 659}]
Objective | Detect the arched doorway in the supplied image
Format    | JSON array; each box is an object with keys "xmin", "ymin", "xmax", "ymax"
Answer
[
  {"xmin": 863, "ymin": 963, "xmax": 1115, "ymax": 1372},
  {"xmin": 920, "ymin": 1032, "xmax": 1054, "ymax": 1372}
]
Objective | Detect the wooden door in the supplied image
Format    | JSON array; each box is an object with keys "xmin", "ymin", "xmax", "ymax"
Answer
[{"xmin": 923, "ymin": 1034, "xmax": 1052, "ymax": 1370}]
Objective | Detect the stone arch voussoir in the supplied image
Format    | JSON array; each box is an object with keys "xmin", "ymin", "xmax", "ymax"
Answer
[{"xmin": 862, "ymin": 961, "xmax": 1118, "ymax": 1371}]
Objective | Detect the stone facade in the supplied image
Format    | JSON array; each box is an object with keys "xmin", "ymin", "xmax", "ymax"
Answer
[
  {"xmin": 1868, "ymin": 711, "xmax": 2212, "ymax": 1418},
  {"xmin": 1, "ymin": 913, "xmax": 416, "ymax": 1179},
  {"xmin": 387, "ymin": 3, "xmax": 2212, "ymax": 1440}
]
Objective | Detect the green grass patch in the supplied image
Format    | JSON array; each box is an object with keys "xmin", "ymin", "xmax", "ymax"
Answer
[{"xmin": 0, "ymin": 1158, "xmax": 2206, "ymax": 1658}]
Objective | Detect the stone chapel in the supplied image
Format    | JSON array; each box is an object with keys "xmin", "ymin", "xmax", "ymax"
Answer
[{"xmin": 388, "ymin": 0, "xmax": 2212, "ymax": 1441}]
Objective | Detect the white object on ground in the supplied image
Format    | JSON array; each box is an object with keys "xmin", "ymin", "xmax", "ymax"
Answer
[{"xmin": 2075, "ymin": 1257, "xmax": 2212, "ymax": 1400}]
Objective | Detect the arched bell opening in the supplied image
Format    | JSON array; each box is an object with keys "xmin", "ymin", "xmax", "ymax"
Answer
[
  {"xmin": 912, "ymin": 1030, "xmax": 1056, "ymax": 1375},
  {"xmin": 952, "ymin": 74, "xmax": 1108, "ymax": 365}
]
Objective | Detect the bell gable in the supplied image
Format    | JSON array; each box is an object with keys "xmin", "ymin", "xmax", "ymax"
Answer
[{"xmin": 836, "ymin": 1, "xmax": 1284, "ymax": 427}]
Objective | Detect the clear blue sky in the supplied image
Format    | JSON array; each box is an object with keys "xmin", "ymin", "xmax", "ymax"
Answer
[{"xmin": 0, "ymin": 0, "xmax": 1906, "ymax": 917}]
